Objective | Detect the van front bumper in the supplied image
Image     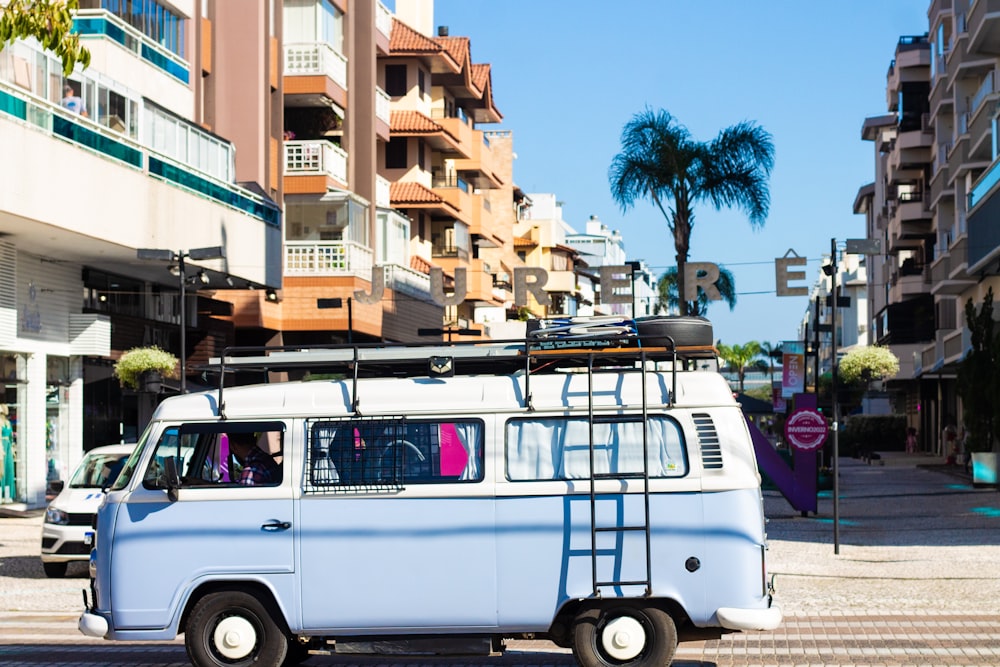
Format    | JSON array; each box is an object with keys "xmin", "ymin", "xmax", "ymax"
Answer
[
  {"xmin": 716, "ymin": 603, "xmax": 782, "ymax": 631},
  {"xmin": 79, "ymin": 610, "xmax": 109, "ymax": 638}
]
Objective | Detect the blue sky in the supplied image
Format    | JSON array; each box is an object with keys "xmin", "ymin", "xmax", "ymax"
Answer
[{"xmin": 418, "ymin": 1, "xmax": 930, "ymax": 346}]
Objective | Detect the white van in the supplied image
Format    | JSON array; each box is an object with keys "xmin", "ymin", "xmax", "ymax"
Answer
[
  {"xmin": 40, "ymin": 443, "xmax": 134, "ymax": 578},
  {"xmin": 79, "ymin": 318, "xmax": 780, "ymax": 667}
]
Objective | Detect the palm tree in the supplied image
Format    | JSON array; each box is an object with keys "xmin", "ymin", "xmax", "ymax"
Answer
[
  {"xmin": 655, "ymin": 265, "xmax": 736, "ymax": 316},
  {"xmin": 717, "ymin": 341, "xmax": 763, "ymax": 394},
  {"xmin": 609, "ymin": 108, "xmax": 774, "ymax": 316},
  {"xmin": 759, "ymin": 341, "xmax": 779, "ymax": 387}
]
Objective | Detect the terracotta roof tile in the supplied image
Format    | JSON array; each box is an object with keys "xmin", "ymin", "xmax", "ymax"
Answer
[
  {"xmin": 470, "ymin": 63, "xmax": 490, "ymax": 95},
  {"xmin": 434, "ymin": 36, "xmax": 469, "ymax": 68},
  {"xmin": 513, "ymin": 235, "xmax": 537, "ymax": 248},
  {"xmin": 390, "ymin": 181, "xmax": 443, "ymax": 204},
  {"xmin": 390, "ymin": 17, "xmax": 442, "ymax": 54},
  {"xmin": 390, "ymin": 109, "xmax": 443, "ymax": 133}
]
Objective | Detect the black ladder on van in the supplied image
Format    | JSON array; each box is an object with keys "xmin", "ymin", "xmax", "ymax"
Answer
[{"xmin": 586, "ymin": 351, "xmax": 653, "ymax": 598}]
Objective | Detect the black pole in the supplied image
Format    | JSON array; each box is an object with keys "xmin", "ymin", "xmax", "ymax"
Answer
[
  {"xmin": 347, "ymin": 297, "xmax": 353, "ymax": 344},
  {"xmin": 830, "ymin": 237, "xmax": 840, "ymax": 555},
  {"xmin": 813, "ymin": 297, "xmax": 821, "ymax": 393},
  {"xmin": 178, "ymin": 252, "xmax": 187, "ymax": 394}
]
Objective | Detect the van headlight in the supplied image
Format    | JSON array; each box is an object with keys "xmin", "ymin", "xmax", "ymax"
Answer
[{"xmin": 45, "ymin": 507, "xmax": 69, "ymax": 525}]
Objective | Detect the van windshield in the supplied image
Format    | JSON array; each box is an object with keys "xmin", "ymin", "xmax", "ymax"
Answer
[
  {"xmin": 70, "ymin": 452, "xmax": 130, "ymax": 489},
  {"xmin": 109, "ymin": 429, "xmax": 150, "ymax": 492}
]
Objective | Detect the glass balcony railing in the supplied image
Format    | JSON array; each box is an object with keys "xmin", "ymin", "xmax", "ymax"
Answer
[
  {"xmin": 74, "ymin": 9, "xmax": 190, "ymax": 84},
  {"xmin": 969, "ymin": 159, "xmax": 1000, "ymax": 210},
  {"xmin": 0, "ymin": 79, "xmax": 279, "ymax": 227}
]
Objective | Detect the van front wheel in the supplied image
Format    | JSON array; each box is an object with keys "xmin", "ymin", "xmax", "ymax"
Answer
[
  {"xmin": 185, "ymin": 590, "xmax": 288, "ymax": 667},
  {"xmin": 572, "ymin": 603, "xmax": 677, "ymax": 667}
]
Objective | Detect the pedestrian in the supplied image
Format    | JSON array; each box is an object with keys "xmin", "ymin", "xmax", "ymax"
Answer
[{"xmin": 905, "ymin": 427, "xmax": 917, "ymax": 454}]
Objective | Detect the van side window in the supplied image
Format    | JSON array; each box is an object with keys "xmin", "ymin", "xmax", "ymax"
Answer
[
  {"xmin": 505, "ymin": 416, "xmax": 687, "ymax": 481},
  {"xmin": 306, "ymin": 418, "xmax": 483, "ymax": 491},
  {"xmin": 142, "ymin": 422, "xmax": 285, "ymax": 489}
]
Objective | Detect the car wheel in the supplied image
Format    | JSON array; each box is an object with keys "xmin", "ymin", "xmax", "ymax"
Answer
[
  {"xmin": 42, "ymin": 561, "xmax": 68, "ymax": 578},
  {"xmin": 185, "ymin": 589, "xmax": 288, "ymax": 667},
  {"xmin": 572, "ymin": 603, "xmax": 677, "ymax": 667}
]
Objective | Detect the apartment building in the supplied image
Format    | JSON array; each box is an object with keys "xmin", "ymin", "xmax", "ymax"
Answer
[
  {"xmin": 0, "ymin": 0, "xmax": 283, "ymax": 507},
  {"xmin": 857, "ymin": 1, "xmax": 1000, "ymax": 453}
]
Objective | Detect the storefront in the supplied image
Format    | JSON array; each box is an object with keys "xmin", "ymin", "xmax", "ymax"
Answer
[{"xmin": 0, "ymin": 245, "xmax": 109, "ymax": 509}]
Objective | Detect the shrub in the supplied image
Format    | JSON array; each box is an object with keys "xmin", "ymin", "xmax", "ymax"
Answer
[{"xmin": 113, "ymin": 346, "xmax": 178, "ymax": 390}]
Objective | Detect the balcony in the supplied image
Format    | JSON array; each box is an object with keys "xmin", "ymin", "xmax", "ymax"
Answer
[
  {"xmin": 283, "ymin": 42, "xmax": 348, "ymax": 109},
  {"xmin": 453, "ymin": 131, "xmax": 504, "ymax": 190},
  {"xmin": 375, "ymin": 87, "xmax": 390, "ymax": 141},
  {"xmin": 284, "ymin": 140, "xmax": 348, "ymax": 192},
  {"xmin": 0, "ymin": 79, "xmax": 280, "ymax": 287},
  {"xmin": 968, "ymin": 0, "xmax": 1000, "ymax": 55},
  {"xmin": 284, "ymin": 241, "xmax": 373, "ymax": 277},
  {"xmin": 74, "ymin": 9, "xmax": 190, "ymax": 87},
  {"xmin": 946, "ymin": 129, "xmax": 970, "ymax": 186},
  {"xmin": 430, "ymin": 110, "xmax": 475, "ymax": 160},
  {"xmin": 888, "ymin": 127, "xmax": 933, "ymax": 174},
  {"xmin": 375, "ymin": 175, "xmax": 391, "ymax": 208},
  {"xmin": 430, "ymin": 175, "xmax": 473, "ymax": 224},
  {"xmin": 469, "ymin": 195, "xmax": 502, "ymax": 248},
  {"xmin": 463, "ymin": 259, "xmax": 500, "ymax": 305},
  {"xmin": 375, "ymin": 0, "xmax": 392, "ymax": 53},
  {"xmin": 889, "ymin": 261, "xmax": 930, "ymax": 302},
  {"xmin": 967, "ymin": 170, "xmax": 1000, "ymax": 270},
  {"xmin": 931, "ymin": 235, "xmax": 977, "ymax": 294}
]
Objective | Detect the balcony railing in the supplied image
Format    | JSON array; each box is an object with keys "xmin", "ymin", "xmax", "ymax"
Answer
[
  {"xmin": 284, "ymin": 241, "xmax": 372, "ymax": 276},
  {"xmin": 375, "ymin": 0, "xmax": 393, "ymax": 39},
  {"xmin": 74, "ymin": 9, "xmax": 190, "ymax": 83},
  {"xmin": 0, "ymin": 78, "xmax": 279, "ymax": 226},
  {"xmin": 971, "ymin": 71, "xmax": 995, "ymax": 116},
  {"xmin": 375, "ymin": 86, "xmax": 390, "ymax": 125},
  {"xmin": 375, "ymin": 175, "xmax": 391, "ymax": 208},
  {"xmin": 969, "ymin": 158, "xmax": 1000, "ymax": 209},
  {"xmin": 284, "ymin": 42, "xmax": 348, "ymax": 91},
  {"xmin": 383, "ymin": 263, "xmax": 432, "ymax": 301},
  {"xmin": 432, "ymin": 175, "xmax": 469, "ymax": 192},
  {"xmin": 285, "ymin": 139, "xmax": 347, "ymax": 184}
]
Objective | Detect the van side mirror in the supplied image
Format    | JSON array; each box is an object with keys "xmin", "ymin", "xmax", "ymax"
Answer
[
  {"xmin": 163, "ymin": 456, "xmax": 181, "ymax": 502},
  {"xmin": 48, "ymin": 479, "xmax": 65, "ymax": 494}
]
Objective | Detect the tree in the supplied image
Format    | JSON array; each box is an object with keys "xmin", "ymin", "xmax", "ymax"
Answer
[
  {"xmin": 655, "ymin": 265, "xmax": 736, "ymax": 316},
  {"xmin": 759, "ymin": 341, "xmax": 779, "ymax": 387},
  {"xmin": 609, "ymin": 108, "xmax": 774, "ymax": 315},
  {"xmin": 838, "ymin": 345, "xmax": 900, "ymax": 385},
  {"xmin": 957, "ymin": 288, "xmax": 1000, "ymax": 453},
  {"xmin": 717, "ymin": 340, "xmax": 762, "ymax": 394},
  {"xmin": 0, "ymin": 0, "xmax": 90, "ymax": 75}
]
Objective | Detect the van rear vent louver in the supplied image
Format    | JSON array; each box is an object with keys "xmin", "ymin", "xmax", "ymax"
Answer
[{"xmin": 692, "ymin": 412, "xmax": 723, "ymax": 470}]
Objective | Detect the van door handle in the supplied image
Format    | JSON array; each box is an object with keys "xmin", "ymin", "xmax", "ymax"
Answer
[{"xmin": 261, "ymin": 521, "xmax": 291, "ymax": 532}]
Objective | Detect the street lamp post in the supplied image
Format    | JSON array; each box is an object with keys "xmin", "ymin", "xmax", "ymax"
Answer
[{"xmin": 138, "ymin": 246, "xmax": 225, "ymax": 393}]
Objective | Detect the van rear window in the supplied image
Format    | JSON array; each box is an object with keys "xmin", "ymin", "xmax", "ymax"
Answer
[
  {"xmin": 505, "ymin": 416, "xmax": 687, "ymax": 481},
  {"xmin": 305, "ymin": 417, "xmax": 484, "ymax": 492}
]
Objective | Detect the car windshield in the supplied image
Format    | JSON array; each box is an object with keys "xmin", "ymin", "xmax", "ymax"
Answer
[{"xmin": 69, "ymin": 452, "xmax": 129, "ymax": 489}]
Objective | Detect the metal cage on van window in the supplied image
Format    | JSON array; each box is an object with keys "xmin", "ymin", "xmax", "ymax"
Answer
[{"xmin": 305, "ymin": 416, "xmax": 409, "ymax": 493}]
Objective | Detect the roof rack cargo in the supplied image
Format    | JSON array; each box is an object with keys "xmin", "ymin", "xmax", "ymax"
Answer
[{"xmin": 202, "ymin": 316, "xmax": 718, "ymax": 418}]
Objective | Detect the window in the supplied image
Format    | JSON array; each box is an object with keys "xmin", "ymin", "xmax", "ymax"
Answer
[
  {"xmin": 101, "ymin": 0, "xmax": 186, "ymax": 58},
  {"xmin": 305, "ymin": 417, "xmax": 483, "ymax": 491},
  {"xmin": 385, "ymin": 138, "xmax": 407, "ymax": 169},
  {"xmin": 418, "ymin": 68, "xmax": 426, "ymax": 96},
  {"xmin": 142, "ymin": 422, "xmax": 286, "ymax": 489},
  {"xmin": 505, "ymin": 416, "xmax": 687, "ymax": 481},
  {"xmin": 385, "ymin": 64, "xmax": 407, "ymax": 97}
]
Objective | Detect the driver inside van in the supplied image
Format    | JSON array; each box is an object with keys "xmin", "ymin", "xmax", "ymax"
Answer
[{"xmin": 229, "ymin": 432, "xmax": 280, "ymax": 486}]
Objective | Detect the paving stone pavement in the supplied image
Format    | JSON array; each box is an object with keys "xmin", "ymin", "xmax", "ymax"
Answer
[{"xmin": 1, "ymin": 453, "xmax": 999, "ymax": 666}]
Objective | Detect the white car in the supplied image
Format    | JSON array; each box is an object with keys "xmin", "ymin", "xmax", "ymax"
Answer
[{"xmin": 40, "ymin": 443, "xmax": 135, "ymax": 578}]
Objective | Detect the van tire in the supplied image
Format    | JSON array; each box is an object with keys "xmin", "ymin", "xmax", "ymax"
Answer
[
  {"xmin": 42, "ymin": 561, "xmax": 68, "ymax": 578},
  {"xmin": 572, "ymin": 603, "xmax": 677, "ymax": 667},
  {"xmin": 185, "ymin": 589, "xmax": 288, "ymax": 667}
]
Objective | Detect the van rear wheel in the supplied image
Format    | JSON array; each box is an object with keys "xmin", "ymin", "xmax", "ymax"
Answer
[
  {"xmin": 185, "ymin": 590, "xmax": 288, "ymax": 667},
  {"xmin": 572, "ymin": 603, "xmax": 677, "ymax": 667}
]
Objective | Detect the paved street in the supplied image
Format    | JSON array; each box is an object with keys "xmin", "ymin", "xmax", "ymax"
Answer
[{"xmin": 2, "ymin": 454, "xmax": 999, "ymax": 666}]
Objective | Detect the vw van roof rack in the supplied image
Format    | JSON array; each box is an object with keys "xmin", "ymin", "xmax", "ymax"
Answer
[{"xmin": 204, "ymin": 335, "xmax": 717, "ymax": 419}]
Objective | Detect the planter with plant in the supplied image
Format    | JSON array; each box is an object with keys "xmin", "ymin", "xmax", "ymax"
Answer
[
  {"xmin": 113, "ymin": 346, "xmax": 178, "ymax": 393},
  {"xmin": 957, "ymin": 288, "xmax": 1000, "ymax": 485}
]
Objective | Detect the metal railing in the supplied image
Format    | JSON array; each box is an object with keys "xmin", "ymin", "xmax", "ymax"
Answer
[
  {"xmin": 284, "ymin": 42, "xmax": 348, "ymax": 91},
  {"xmin": 285, "ymin": 241, "xmax": 373, "ymax": 276},
  {"xmin": 285, "ymin": 139, "xmax": 348, "ymax": 184}
]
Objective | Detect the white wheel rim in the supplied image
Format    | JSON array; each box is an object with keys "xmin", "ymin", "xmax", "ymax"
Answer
[
  {"xmin": 213, "ymin": 615, "xmax": 257, "ymax": 660},
  {"xmin": 601, "ymin": 615, "xmax": 646, "ymax": 661}
]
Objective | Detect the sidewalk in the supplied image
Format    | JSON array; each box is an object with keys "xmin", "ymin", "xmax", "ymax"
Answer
[{"xmin": 763, "ymin": 455, "xmax": 1000, "ymax": 616}]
